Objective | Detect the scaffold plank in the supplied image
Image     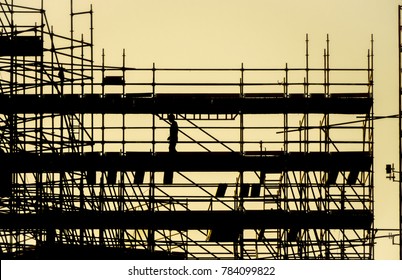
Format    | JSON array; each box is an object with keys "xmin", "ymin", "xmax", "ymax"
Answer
[
  {"xmin": 0, "ymin": 152, "xmax": 372, "ymax": 172},
  {"xmin": 0, "ymin": 94, "xmax": 372, "ymax": 114},
  {"xmin": 0, "ymin": 210, "xmax": 373, "ymax": 230}
]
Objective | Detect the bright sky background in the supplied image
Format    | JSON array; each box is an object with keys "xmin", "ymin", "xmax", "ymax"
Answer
[{"xmin": 12, "ymin": 0, "xmax": 401, "ymax": 259}]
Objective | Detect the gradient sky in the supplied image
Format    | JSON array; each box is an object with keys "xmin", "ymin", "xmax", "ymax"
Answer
[{"xmin": 12, "ymin": 0, "xmax": 401, "ymax": 259}]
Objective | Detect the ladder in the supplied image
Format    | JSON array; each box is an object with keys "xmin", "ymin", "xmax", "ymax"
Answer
[
  {"xmin": 263, "ymin": 171, "xmax": 282, "ymax": 210},
  {"xmin": 66, "ymin": 114, "xmax": 81, "ymax": 148}
]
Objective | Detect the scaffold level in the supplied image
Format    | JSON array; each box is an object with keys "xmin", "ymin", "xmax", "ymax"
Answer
[
  {"xmin": 0, "ymin": 151, "xmax": 371, "ymax": 172},
  {"xmin": 0, "ymin": 0, "xmax": 374, "ymax": 259},
  {"xmin": 0, "ymin": 210, "xmax": 373, "ymax": 230},
  {"xmin": 0, "ymin": 93, "xmax": 372, "ymax": 114}
]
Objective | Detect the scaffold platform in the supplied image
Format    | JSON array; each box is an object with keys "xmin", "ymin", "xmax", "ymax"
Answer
[
  {"xmin": 0, "ymin": 93, "xmax": 372, "ymax": 114},
  {"xmin": 0, "ymin": 210, "xmax": 373, "ymax": 230},
  {"xmin": 0, "ymin": 151, "xmax": 372, "ymax": 172}
]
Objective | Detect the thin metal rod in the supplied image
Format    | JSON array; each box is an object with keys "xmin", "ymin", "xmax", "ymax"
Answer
[
  {"xmin": 399, "ymin": 5, "xmax": 402, "ymax": 260},
  {"xmin": 70, "ymin": 0, "xmax": 74, "ymax": 95},
  {"xmin": 90, "ymin": 4, "xmax": 94, "ymax": 95}
]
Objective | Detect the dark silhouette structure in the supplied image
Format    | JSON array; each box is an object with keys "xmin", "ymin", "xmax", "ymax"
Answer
[
  {"xmin": 168, "ymin": 114, "xmax": 178, "ymax": 152},
  {"xmin": 0, "ymin": 1, "xmax": 375, "ymax": 259}
]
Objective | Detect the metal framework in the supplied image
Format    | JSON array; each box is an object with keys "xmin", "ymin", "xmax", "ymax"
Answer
[{"xmin": 0, "ymin": 0, "xmax": 374, "ymax": 259}]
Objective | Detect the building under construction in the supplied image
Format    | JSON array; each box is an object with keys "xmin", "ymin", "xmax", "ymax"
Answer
[{"xmin": 0, "ymin": 1, "xmax": 374, "ymax": 259}]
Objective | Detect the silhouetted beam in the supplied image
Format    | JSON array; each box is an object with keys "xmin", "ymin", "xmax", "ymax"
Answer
[
  {"xmin": 0, "ymin": 94, "xmax": 372, "ymax": 114},
  {"xmin": 0, "ymin": 210, "xmax": 372, "ymax": 230},
  {"xmin": 0, "ymin": 152, "xmax": 372, "ymax": 172}
]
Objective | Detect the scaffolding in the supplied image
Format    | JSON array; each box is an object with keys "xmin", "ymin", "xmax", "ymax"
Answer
[{"xmin": 0, "ymin": 0, "xmax": 374, "ymax": 259}]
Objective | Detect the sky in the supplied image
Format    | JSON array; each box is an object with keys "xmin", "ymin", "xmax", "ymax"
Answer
[{"xmin": 9, "ymin": 0, "xmax": 402, "ymax": 259}]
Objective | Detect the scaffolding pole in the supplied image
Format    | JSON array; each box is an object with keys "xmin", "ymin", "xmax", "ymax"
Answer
[{"xmin": 398, "ymin": 5, "xmax": 402, "ymax": 261}]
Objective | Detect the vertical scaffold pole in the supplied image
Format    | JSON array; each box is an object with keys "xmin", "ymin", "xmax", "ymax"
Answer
[
  {"xmin": 239, "ymin": 63, "xmax": 245, "ymax": 259},
  {"xmin": 370, "ymin": 34, "xmax": 375, "ymax": 259},
  {"xmin": 325, "ymin": 33, "xmax": 330, "ymax": 259},
  {"xmin": 70, "ymin": 0, "xmax": 74, "ymax": 95},
  {"xmin": 148, "ymin": 63, "xmax": 156, "ymax": 254},
  {"xmin": 398, "ymin": 5, "xmax": 402, "ymax": 261},
  {"xmin": 90, "ymin": 4, "xmax": 94, "ymax": 95}
]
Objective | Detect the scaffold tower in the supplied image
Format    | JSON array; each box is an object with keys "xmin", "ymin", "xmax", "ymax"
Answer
[{"xmin": 0, "ymin": 0, "xmax": 374, "ymax": 259}]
